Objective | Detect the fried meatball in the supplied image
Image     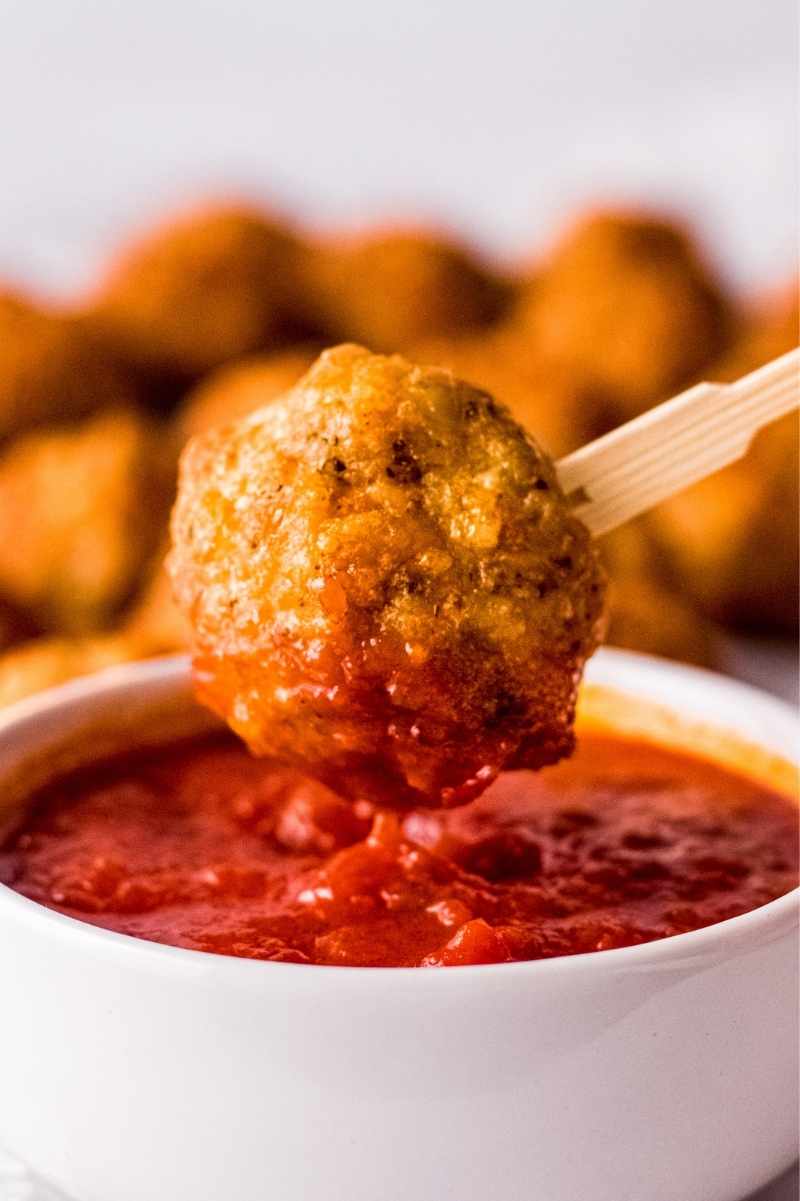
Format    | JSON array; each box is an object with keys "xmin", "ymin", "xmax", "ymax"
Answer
[
  {"xmin": 0, "ymin": 291, "xmax": 135, "ymax": 441},
  {"xmin": 0, "ymin": 409, "xmax": 172, "ymax": 632},
  {"xmin": 410, "ymin": 330, "xmax": 611, "ymax": 458},
  {"xmin": 513, "ymin": 211, "xmax": 731, "ymax": 418},
  {"xmin": 90, "ymin": 203, "xmax": 305, "ymax": 382},
  {"xmin": 0, "ymin": 634, "xmax": 137, "ymax": 709},
  {"xmin": 302, "ymin": 229, "xmax": 511, "ymax": 352},
  {"xmin": 175, "ymin": 347, "xmax": 317, "ymax": 443},
  {"xmin": 648, "ymin": 293, "xmax": 798, "ymax": 631},
  {"xmin": 170, "ymin": 344, "xmax": 606, "ymax": 809}
]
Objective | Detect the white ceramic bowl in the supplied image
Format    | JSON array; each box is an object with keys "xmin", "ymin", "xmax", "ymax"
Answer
[{"xmin": 0, "ymin": 649, "xmax": 797, "ymax": 1201}]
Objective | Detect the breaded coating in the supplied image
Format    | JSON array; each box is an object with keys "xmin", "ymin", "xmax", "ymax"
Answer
[
  {"xmin": 0, "ymin": 409, "xmax": 172, "ymax": 632},
  {"xmin": 91, "ymin": 204, "xmax": 305, "ymax": 380},
  {"xmin": 170, "ymin": 344, "xmax": 606, "ymax": 809},
  {"xmin": 649, "ymin": 293, "xmax": 799, "ymax": 631},
  {"xmin": 513, "ymin": 211, "xmax": 731, "ymax": 417},
  {"xmin": 410, "ymin": 330, "xmax": 611, "ymax": 457},
  {"xmin": 302, "ymin": 229, "xmax": 511, "ymax": 352},
  {"xmin": 0, "ymin": 634, "xmax": 137, "ymax": 709},
  {"xmin": 0, "ymin": 291, "xmax": 135, "ymax": 440},
  {"xmin": 175, "ymin": 347, "xmax": 317, "ymax": 443}
]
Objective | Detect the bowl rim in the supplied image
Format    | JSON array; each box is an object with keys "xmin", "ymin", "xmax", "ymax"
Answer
[{"xmin": 0, "ymin": 648, "xmax": 797, "ymax": 989}]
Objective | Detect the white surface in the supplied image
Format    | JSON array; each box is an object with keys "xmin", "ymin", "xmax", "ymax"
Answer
[
  {"xmin": 0, "ymin": 651, "xmax": 797, "ymax": 1201},
  {"xmin": 0, "ymin": 0, "xmax": 796, "ymax": 297}
]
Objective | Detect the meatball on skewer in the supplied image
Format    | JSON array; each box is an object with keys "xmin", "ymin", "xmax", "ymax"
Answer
[{"xmin": 170, "ymin": 344, "xmax": 606, "ymax": 810}]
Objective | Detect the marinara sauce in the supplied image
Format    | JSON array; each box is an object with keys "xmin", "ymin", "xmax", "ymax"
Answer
[{"xmin": 1, "ymin": 733, "xmax": 796, "ymax": 967}]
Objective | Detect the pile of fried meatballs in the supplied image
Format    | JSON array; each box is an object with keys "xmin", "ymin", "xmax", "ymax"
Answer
[{"xmin": 0, "ymin": 201, "xmax": 795, "ymax": 708}]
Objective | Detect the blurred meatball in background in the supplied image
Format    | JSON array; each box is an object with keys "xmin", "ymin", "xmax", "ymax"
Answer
[
  {"xmin": 0, "ymin": 196, "xmax": 792, "ymax": 709},
  {"xmin": 0, "ymin": 633, "xmax": 139, "ymax": 709},
  {"xmin": 175, "ymin": 346, "xmax": 318, "ymax": 443},
  {"xmin": 0, "ymin": 409, "xmax": 174, "ymax": 632},
  {"xmin": 86, "ymin": 203, "xmax": 309, "ymax": 391},
  {"xmin": 0, "ymin": 598, "xmax": 39, "ymax": 655},
  {"xmin": 169, "ymin": 344, "xmax": 606, "ymax": 808},
  {"xmin": 511, "ymin": 210, "xmax": 733, "ymax": 419},
  {"xmin": 599, "ymin": 524, "xmax": 718, "ymax": 667},
  {"xmin": 0, "ymin": 291, "xmax": 136, "ymax": 440},
  {"xmin": 648, "ymin": 291, "xmax": 799, "ymax": 632},
  {"xmin": 300, "ymin": 228, "xmax": 513, "ymax": 352}
]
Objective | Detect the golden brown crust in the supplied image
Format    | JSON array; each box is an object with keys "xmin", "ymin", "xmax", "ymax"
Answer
[{"xmin": 170, "ymin": 344, "xmax": 606, "ymax": 808}]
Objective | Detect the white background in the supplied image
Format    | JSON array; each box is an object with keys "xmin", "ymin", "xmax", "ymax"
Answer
[
  {"xmin": 0, "ymin": 0, "xmax": 796, "ymax": 299},
  {"xmin": 0, "ymin": 3, "xmax": 796, "ymax": 1197}
]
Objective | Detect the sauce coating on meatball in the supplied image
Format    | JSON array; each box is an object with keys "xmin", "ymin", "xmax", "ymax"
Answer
[{"xmin": 169, "ymin": 344, "xmax": 606, "ymax": 808}]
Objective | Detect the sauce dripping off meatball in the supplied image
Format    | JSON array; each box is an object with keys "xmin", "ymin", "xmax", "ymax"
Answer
[{"xmin": 169, "ymin": 344, "xmax": 606, "ymax": 808}]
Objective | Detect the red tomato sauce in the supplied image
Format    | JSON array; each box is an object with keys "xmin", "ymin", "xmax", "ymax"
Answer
[{"xmin": 1, "ymin": 733, "xmax": 796, "ymax": 967}]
